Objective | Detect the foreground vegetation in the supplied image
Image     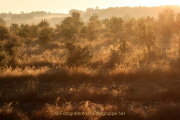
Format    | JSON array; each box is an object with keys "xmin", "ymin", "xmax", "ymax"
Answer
[{"xmin": 1, "ymin": 6, "xmax": 180, "ymax": 120}]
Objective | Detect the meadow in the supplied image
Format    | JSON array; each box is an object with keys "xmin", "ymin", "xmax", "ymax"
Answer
[{"xmin": 1, "ymin": 7, "xmax": 180, "ymax": 120}]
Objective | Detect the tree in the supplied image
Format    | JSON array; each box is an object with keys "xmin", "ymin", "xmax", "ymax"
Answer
[
  {"xmin": 107, "ymin": 38, "xmax": 127, "ymax": 68},
  {"xmin": 0, "ymin": 13, "xmax": 5, "ymax": 19},
  {"xmin": 0, "ymin": 17, "xmax": 6, "ymax": 26},
  {"xmin": 39, "ymin": 27, "xmax": 53, "ymax": 45},
  {"xmin": 80, "ymin": 26, "xmax": 87, "ymax": 38},
  {"xmin": 3, "ymin": 35, "xmax": 24, "ymax": 56},
  {"xmin": 136, "ymin": 18, "xmax": 156, "ymax": 61},
  {"xmin": 56, "ymin": 12, "xmax": 93, "ymax": 67},
  {"xmin": 38, "ymin": 19, "xmax": 50, "ymax": 28},
  {"xmin": 66, "ymin": 42, "xmax": 93, "ymax": 67},
  {"xmin": 102, "ymin": 18, "xmax": 110, "ymax": 29},
  {"xmin": 101, "ymin": 18, "xmax": 110, "ymax": 37},
  {"xmin": 10, "ymin": 23, "xmax": 19, "ymax": 34},
  {"xmin": 69, "ymin": 9, "xmax": 84, "ymax": 15},
  {"xmin": 0, "ymin": 50, "xmax": 10, "ymax": 67},
  {"xmin": 109, "ymin": 16, "xmax": 124, "ymax": 38},
  {"xmin": 123, "ymin": 18, "xmax": 135, "ymax": 38},
  {"xmin": 86, "ymin": 8, "xmax": 95, "ymax": 14},
  {"xmin": 56, "ymin": 12, "xmax": 84, "ymax": 42},
  {"xmin": 18, "ymin": 24, "xmax": 31, "ymax": 38},
  {"xmin": 86, "ymin": 13, "xmax": 101, "ymax": 40},
  {"xmin": 0, "ymin": 25, "xmax": 9, "ymax": 41},
  {"xmin": 174, "ymin": 13, "xmax": 180, "ymax": 55},
  {"xmin": 158, "ymin": 8, "xmax": 175, "ymax": 45},
  {"xmin": 72, "ymin": 12, "xmax": 81, "ymax": 20},
  {"xmin": 1, "ymin": 35, "xmax": 24, "ymax": 65},
  {"xmin": 30, "ymin": 24, "xmax": 39, "ymax": 38},
  {"xmin": 123, "ymin": 14, "xmax": 132, "ymax": 21}
]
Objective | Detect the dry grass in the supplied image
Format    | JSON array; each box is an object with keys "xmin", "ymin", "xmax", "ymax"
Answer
[
  {"xmin": 1, "ymin": 25, "xmax": 180, "ymax": 120},
  {"xmin": 0, "ymin": 102, "xmax": 29, "ymax": 120}
]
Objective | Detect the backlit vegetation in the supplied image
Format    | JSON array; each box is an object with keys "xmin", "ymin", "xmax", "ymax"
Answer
[{"xmin": 1, "ymin": 6, "xmax": 180, "ymax": 120}]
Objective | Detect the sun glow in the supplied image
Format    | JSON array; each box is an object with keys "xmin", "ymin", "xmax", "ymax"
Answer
[
  {"xmin": 1, "ymin": 0, "xmax": 180, "ymax": 13},
  {"xmin": 140, "ymin": 0, "xmax": 180, "ymax": 7}
]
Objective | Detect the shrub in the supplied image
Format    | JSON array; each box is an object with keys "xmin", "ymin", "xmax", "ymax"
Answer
[
  {"xmin": 0, "ymin": 51, "xmax": 10, "ymax": 67},
  {"xmin": 0, "ymin": 17, "xmax": 6, "ymax": 26},
  {"xmin": 86, "ymin": 13, "xmax": 101, "ymax": 41},
  {"xmin": 80, "ymin": 26, "xmax": 87, "ymax": 38},
  {"xmin": 66, "ymin": 42, "xmax": 93, "ymax": 67},
  {"xmin": 0, "ymin": 25, "xmax": 10, "ymax": 41},
  {"xmin": 107, "ymin": 38, "xmax": 127, "ymax": 68},
  {"xmin": 3, "ymin": 35, "xmax": 24, "ymax": 56},
  {"xmin": 56, "ymin": 12, "xmax": 84, "ymax": 42},
  {"xmin": 30, "ymin": 24, "xmax": 39, "ymax": 38},
  {"xmin": 158, "ymin": 8, "xmax": 175, "ymax": 45},
  {"xmin": 1, "ymin": 35, "xmax": 24, "ymax": 65},
  {"xmin": 136, "ymin": 17, "xmax": 157, "ymax": 61},
  {"xmin": 39, "ymin": 27, "xmax": 53, "ymax": 45},
  {"xmin": 109, "ymin": 16, "xmax": 124, "ymax": 37},
  {"xmin": 18, "ymin": 24, "xmax": 31, "ymax": 38},
  {"xmin": 60, "ymin": 24, "xmax": 78, "ymax": 41},
  {"xmin": 10, "ymin": 23, "xmax": 19, "ymax": 35},
  {"xmin": 38, "ymin": 19, "xmax": 50, "ymax": 28}
]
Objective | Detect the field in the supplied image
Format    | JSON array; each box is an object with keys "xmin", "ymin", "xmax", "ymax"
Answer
[{"xmin": 1, "ymin": 8, "xmax": 180, "ymax": 120}]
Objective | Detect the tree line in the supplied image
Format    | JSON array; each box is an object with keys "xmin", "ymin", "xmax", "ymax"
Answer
[{"xmin": 0, "ymin": 8, "xmax": 180, "ymax": 69}]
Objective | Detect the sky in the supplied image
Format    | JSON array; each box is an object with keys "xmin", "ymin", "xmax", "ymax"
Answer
[{"xmin": 0, "ymin": 0, "xmax": 180, "ymax": 14}]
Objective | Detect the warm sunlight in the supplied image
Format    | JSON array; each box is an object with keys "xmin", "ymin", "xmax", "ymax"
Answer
[
  {"xmin": 1, "ymin": 0, "xmax": 180, "ymax": 13},
  {"xmin": 1, "ymin": 0, "xmax": 180, "ymax": 119},
  {"xmin": 139, "ymin": 0, "xmax": 180, "ymax": 7}
]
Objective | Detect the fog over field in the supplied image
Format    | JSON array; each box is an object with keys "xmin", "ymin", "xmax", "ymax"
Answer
[
  {"xmin": 2, "ymin": 5, "xmax": 180, "ymax": 27},
  {"xmin": 1, "ymin": 2, "xmax": 180, "ymax": 120}
]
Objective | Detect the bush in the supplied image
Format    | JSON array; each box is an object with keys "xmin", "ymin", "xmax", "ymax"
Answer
[
  {"xmin": 66, "ymin": 42, "xmax": 93, "ymax": 67},
  {"xmin": 0, "ymin": 17, "xmax": 6, "ymax": 26},
  {"xmin": 39, "ymin": 27, "xmax": 53, "ymax": 45},
  {"xmin": 18, "ymin": 24, "xmax": 31, "ymax": 38},
  {"xmin": 109, "ymin": 16, "xmax": 124, "ymax": 37},
  {"xmin": 86, "ymin": 13, "xmax": 101, "ymax": 41},
  {"xmin": 38, "ymin": 19, "xmax": 50, "ymax": 28},
  {"xmin": 56, "ymin": 12, "xmax": 84, "ymax": 42},
  {"xmin": 0, "ymin": 51, "xmax": 10, "ymax": 67},
  {"xmin": 30, "ymin": 24, "xmax": 39, "ymax": 38},
  {"xmin": 1, "ymin": 35, "xmax": 24, "ymax": 65},
  {"xmin": 140, "ymin": 46, "xmax": 165, "ymax": 63},
  {"xmin": 107, "ymin": 38, "xmax": 127, "ymax": 68},
  {"xmin": 80, "ymin": 26, "xmax": 87, "ymax": 38},
  {"xmin": 0, "ymin": 25, "xmax": 10, "ymax": 41},
  {"xmin": 136, "ymin": 17, "xmax": 157, "ymax": 61},
  {"xmin": 10, "ymin": 23, "xmax": 19, "ymax": 35},
  {"xmin": 4, "ymin": 35, "xmax": 24, "ymax": 56}
]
